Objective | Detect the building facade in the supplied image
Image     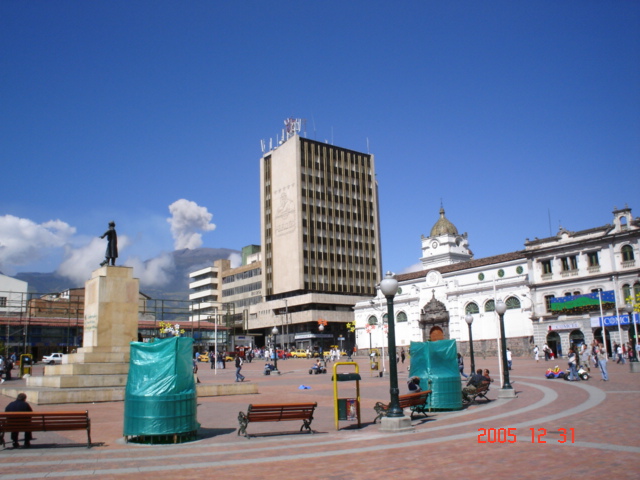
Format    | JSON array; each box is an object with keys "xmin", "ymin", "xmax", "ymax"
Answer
[
  {"xmin": 526, "ymin": 205, "xmax": 639, "ymax": 357},
  {"xmin": 253, "ymin": 131, "xmax": 382, "ymax": 350},
  {"xmin": 355, "ymin": 206, "xmax": 639, "ymax": 358},
  {"xmin": 355, "ymin": 208, "xmax": 532, "ymax": 357}
]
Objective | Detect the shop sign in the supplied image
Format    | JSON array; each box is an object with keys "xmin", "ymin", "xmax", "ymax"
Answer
[
  {"xmin": 548, "ymin": 322, "xmax": 581, "ymax": 331},
  {"xmin": 591, "ymin": 313, "xmax": 639, "ymax": 328}
]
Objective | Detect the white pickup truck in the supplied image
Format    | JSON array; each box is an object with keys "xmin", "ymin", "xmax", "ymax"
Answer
[{"xmin": 42, "ymin": 352, "xmax": 64, "ymax": 365}]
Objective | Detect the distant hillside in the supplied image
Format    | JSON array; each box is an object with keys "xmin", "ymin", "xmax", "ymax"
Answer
[{"xmin": 14, "ymin": 247, "xmax": 240, "ymax": 300}]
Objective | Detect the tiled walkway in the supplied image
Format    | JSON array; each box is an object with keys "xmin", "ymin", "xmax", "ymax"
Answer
[{"xmin": 0, "ymin": 356, "xmax": 638, "ymax": 479}]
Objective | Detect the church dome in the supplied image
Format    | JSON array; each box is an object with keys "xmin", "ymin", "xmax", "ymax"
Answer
[{"xmin": 430, "ymin": 207, "xmax": 458, "ymax": 237}]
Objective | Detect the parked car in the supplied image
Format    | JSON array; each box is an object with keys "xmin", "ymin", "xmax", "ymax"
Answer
[
  {"xmin": 289, "ymin": 349, "xmax": 310, "ymax": 358},
  {"xmin": 223, "ymin": 352, "xmax": 236, "ymax": 362},
  {"xmin": 198, "ymin": 352, "xmax": 210, "ymax": 363},
  {"xmin": 42, "ymin": 352, "xmax": 64, "ymax": 365}
]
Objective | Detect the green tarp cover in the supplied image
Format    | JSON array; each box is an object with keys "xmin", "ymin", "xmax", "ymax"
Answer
[
  {"xmin": 409, "ymin": 340, "xmax": 462, "ymax": 411},
  {"xmin": 123, "ymin": 336, "xmax": 199, "ymax": 436}
]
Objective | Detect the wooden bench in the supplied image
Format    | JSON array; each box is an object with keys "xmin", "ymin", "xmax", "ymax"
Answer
[
  {"xmin": 238, "ymin": 402, "xmax": 317, "ymax": 438},
  {"xmin": 0, "ymin": 411, "xmax": 91, "ymax": 448},
  {"xmin": 373, "ymin": 390, "xmax": 432, "ymax": 423},
  {"xmin": 462, "ymin": 382, "xmax": 491, "ymax": 405}
]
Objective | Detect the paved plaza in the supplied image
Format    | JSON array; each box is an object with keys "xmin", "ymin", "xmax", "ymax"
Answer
[{"xmin": 0, "ymin": 354, "xmax": 638, "ymax": 479}]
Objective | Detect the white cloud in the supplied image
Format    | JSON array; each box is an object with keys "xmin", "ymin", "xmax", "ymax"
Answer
[
  {"xmin": 228, "ymin": 252, "xmax": 242, "ymax": 268},
  {"xmin": 167, "ymin": 199, "xmax": 216, "ymax": 250},
  {"xmin": 56, "ymin": 238, "xmax": 107, "ymax": 284},
  {"xmin": 124, "ymin": 253, "xmax": 175, "ymax": 288},
  {"xmin": 0, "ymin": 215, "xmax": 76, "ymax": 270}
]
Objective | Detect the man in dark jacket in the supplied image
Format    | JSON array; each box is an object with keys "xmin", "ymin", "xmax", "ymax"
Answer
[{"xmin": 5, "ymin": 393, "xmax": 32, "ymax": 448}]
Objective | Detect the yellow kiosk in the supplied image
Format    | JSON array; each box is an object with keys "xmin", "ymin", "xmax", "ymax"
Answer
[{"xmin": 332, "ymin": 362, "xmax": 361, "ymax": 430}]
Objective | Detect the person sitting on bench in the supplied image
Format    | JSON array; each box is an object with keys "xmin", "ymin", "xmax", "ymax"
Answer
[
  {"xmin": 462, "ymin": 369, "xmax": 488, "ymax": 402},
  {"xmin": 407, "ymin": 376, "xmax": 422, "ymax": 392},
  {"xmin": 4, "ymin": 393, "xmax": 32, "ymax": 448}
]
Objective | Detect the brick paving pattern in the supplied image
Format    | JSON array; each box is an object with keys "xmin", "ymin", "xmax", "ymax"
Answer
[{"xmin": 0, "ymin": 355, "xmax": 638, "ymax": 479}]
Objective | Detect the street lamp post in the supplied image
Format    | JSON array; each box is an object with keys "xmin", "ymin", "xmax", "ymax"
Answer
[
  {"xmin": 465, "ymin": 314, "xmax": 476, "ymax": 374},
  {"xmin": 380, "ymin": 272, "xmax": 403, "ymax": 418},
  {"xmin": 272, "ymin": 326, "xmax": 279, "ymax": 373},
  {"xmin": 495, "ymin": 301, "xmax": 514, "ymax": 397},
  {"xmin": 623, "ymin": 303, "xmax": 637, "ymax": 349}
]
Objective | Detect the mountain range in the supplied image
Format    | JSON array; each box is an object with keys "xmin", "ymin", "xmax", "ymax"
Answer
[{"xmin": 13, "ymin": 247, "xmax": 239, "ymax": 300}]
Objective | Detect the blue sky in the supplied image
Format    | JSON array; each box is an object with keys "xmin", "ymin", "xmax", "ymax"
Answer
[{"xmin": 1, "ymin": 1, "xmax": 639, "ymax": 287}]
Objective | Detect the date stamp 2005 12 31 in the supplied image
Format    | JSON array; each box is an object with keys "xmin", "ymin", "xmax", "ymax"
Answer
[{"xmin": 478, "ymin": 428, "xmax": 575, "ymax": 444}]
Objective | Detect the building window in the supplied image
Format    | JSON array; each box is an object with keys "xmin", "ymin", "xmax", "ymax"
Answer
[
  {"xmin": 396, "ymin": 312, "xmax": 408, "ymax": 323},
  {"xmin": 622, "ymin": 284, "xmax": 631, "ymax": 302},
  {"xmin": 484, "ymin": 300, "xmax": 495, "ymax": 312},
  {"xmin": 622, "ymin": 245, "xmax": 635, "ymax": 262},
  {"xmin": 541, "ymin": 260, "xmax": 552, "ymax": 275},
  {"xmin": 465, "ymin": 302, "xmax": 479, "ymax": 315},
  {"xmin": 588, "ymin": 251, "xmax": 600, "ymax": 267},
  {"xmin": 0, "ymin": 297, "xmax": 6, "ymax": 307},
  {"xmin": 367, "ymin": 316, "xmax": 377, "ymax": 325},
  {"xmin": 544, "ymin": 295, "xmax": 555, "ymax": 313},
  {"xmin": 506, "ymin": 297, "xmax": 521, "ymax": 310},
  {"xmin": 561, "ymin": 255, "xmax": 578, "ymax": 271}
]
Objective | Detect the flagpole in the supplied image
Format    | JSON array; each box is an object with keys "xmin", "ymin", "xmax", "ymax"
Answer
[
  {"xmin": 598, "ymin": 290, "xmax": 608, "ymax": 357},
  {"xmin": 612, "ymin": 276, "xmax": 623, "ymax": 347}
]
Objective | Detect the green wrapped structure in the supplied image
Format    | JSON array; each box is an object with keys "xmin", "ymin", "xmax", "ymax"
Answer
[
  {"xmin": 409, "ymin": 340, "xmax": 462, "ymax": 411},
  {"xmin": 124, "ymin": 336, "xmax": 199, "ymax": 442}
]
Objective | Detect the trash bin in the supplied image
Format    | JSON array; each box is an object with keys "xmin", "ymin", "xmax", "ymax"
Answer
[{"xmin": 19, "ymin": 354, "xmax": 33, "ymax": 377}]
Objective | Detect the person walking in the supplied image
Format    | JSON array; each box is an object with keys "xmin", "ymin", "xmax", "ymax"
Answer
[
  {"xmin": 5, "ymin": 393, "xmax": 33, "ymax": 448},
  {"xmin": 506, "ymin": 348, "xmax": 513, "ymax": 370},
  {"xmin": 400, "ymin": 348, "xmax": 406, "ymax": 364},
  {"xmin": 457, "ymin": 353, "xmax": 468, "ymax": 378},
  {"xmin": 595, "ymin": 344, "xmax": 609, "ymax": 381},
  {"xmin": 533, "ymin": 345, "xmax": 539, "ymax": 362},
  {"xmin": 210, "ymin": 352, "xmax": 215, "ymax": 369},
  {"xmin": 616, "ymin": 344, "xmax": 626, "ymax": 364},
  {"xmin": 235, "ymin": 355, "xmax": 245, "ymax": 382}
]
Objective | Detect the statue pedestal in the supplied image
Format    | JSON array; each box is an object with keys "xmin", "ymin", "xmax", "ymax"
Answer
[{"xmin": 23, "ymin": 267, "xmax": 139, "ymax": 404}]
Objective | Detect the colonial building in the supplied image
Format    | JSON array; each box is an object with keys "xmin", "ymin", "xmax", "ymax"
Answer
[
  {"xmin": 355, "ymin": 206, "xmax": 640, "ymax": 358},
  {"xmin": 355, "ymin": 207, "xmax": 531, "ymax": 357},
  {"xmin": 526, "ymin": 205, "xmax": 639, "ymax": 356}
]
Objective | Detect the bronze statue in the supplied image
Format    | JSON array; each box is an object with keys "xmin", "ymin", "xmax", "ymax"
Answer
[{"xmin": 100, "ymin": 221, "xmax": 118, "ymax": 266}]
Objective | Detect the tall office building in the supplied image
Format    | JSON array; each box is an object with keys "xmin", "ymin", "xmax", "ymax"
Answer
[{"xmin": 253, "ymin": 129, "xmax": 382, "ymax": 349}]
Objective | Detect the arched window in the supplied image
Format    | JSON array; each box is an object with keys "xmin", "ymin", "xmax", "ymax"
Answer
[
  {"xmin": 465, "ymin": 302, "xmax": 479, "ymax": 314},
  {"xmin": 383, "ymin": 313, "xmax": 388, "ymax": 324},
  {"xmin": 506, "ymin": 296, "xmax": 521, "ymax": 310},
  {"xmin": 484, "ymin": 300, "xmax": 495, "ymax": 312},
  {"xmin": 367, "ymin": 315, "xmax": 378, "ymax": 325},
  {"xmin": 623, "ymin": 284, "xmax": 631, "ymax": 302},
  {"xmin": 622, "ymin": 245, "xmax": 635, "ymax": 262},
  {"xmin": 396, "ymin": 311, "xmax": 408, "ymax": 323}
]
